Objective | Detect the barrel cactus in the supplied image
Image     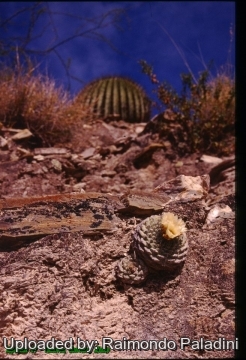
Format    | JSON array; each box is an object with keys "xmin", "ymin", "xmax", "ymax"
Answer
[
  {"xmin": 77, "ymin": 76, "xmax": 151, "ymax": 123},
  {"xmin": 133, "ymin": 213, "xmax": 188, "ymax": 271}
]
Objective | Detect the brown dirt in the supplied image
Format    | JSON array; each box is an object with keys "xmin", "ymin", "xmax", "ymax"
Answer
[{"xmin": 0, "ymin": 117, "xmax": 235, "ymax": 358}]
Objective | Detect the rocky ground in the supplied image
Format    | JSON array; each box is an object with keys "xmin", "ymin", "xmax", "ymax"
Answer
[{"xmin": 0, "ymin": 116, "xmax": 235, "ymax": 359}]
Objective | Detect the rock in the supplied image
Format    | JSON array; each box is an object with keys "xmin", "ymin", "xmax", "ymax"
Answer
[
  {"xmin": 51, "ymin": 159, "xmax": 62, "ymax": 172},
  {"xmin": 0, "ymin": 150, "xmax": 10, "ymax": 162},
  {"xmin": 205, "ymin": 204, "xmax": 234, "ymax": 226},
  {"xmin": 72, "ymin": 182, "xmax": 86, "ymax": 192},
  {"xmin": 133, "ymin": 143, "xmax": 165, "ymax": 169},
  {"xmin": 0, "ymin": 136, "xmax": 8, "ymax": 148},
  {"xmin": 16, "ymin": 147, "xmax": 33, "ymax": 159},
  {"xmin": 0, "ymin": 192, "xmax": 121, "ymax": 248},
  {"xmin": 174, "ymin": 160, "xmax": 183, "ymax": 167},
  {"xmin": 154, "ymin": 174, "xmax": 210, "ymax": 202},
  {"xmin": 0, "ymin": 190, "xmax": 235, "ymax": 359},
  {"xmin": 118, "ymin": 192, "xmax": 170, "ymax": 215},
  {"xmin": 101, "ymin": 170, "xmax": 116, "ymax": 177},
  {"xmin": 206, "ymin": 156, "xmax": 235, "ymax": 205},
  {"xmin": 10, "ymin": 151, "xmax": 19, "ymax": 161},
  {"xmin": 135, "ymin": 124, "xmax": 146, "ymax": 134},
  {"xmin": 81, "ymin": 147, "xmax": 96, "ymax": 159},
  {"xmin": 209, "ymin": 156, "xmax": 235, "ymax": 186},
  {"xmin": 11, "ymin": 129, "xmax": 33, "ymax": 140},
  {"xmin": 33, "ymin": 154, "xmax": 45, "ymax": 161},
  {"xmin": 34, "ymin": 147, "xmax": 68, "ymax": 155},
  {"xmin": 200, "ymin": 154, "xmax": 223, "ymax": 165}
]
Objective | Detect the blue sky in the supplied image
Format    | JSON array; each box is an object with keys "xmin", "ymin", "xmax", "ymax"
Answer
[{"xmin": 0, "ymin": 2, "xmax": 235, "ymax": 116}]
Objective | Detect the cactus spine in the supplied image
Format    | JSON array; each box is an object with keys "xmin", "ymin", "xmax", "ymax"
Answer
[{"xmin": 77, "ymin": 76, "xmax": 151, "ymax": 123}]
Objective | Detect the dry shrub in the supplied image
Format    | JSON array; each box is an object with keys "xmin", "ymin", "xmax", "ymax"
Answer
[
  {"xmin": 199, "ymin": 74, "xmax": 234, "ymax": 126},
  {"xmin": 196, "ymin": 74, "xmax": 235, "ymax": 154},
  {"xmin": 0, "ymin": 64, "xmax": 92, "ymax": 146},
  {"xmin": 140, "ymin": 60, "xmax": 235, "ymax": 156}
]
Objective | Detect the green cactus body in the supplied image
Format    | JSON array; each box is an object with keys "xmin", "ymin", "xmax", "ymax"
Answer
[
  {"xmin": 133, "ymin": 215, "xmax": 188, "ymax": 271},
  {"xmin": 77, "ymin": 76, "xmax": 151, "ymax": 123},
  {"xmin": 115, "ymin": 254, "xmax": 149, "ymax": 285}
]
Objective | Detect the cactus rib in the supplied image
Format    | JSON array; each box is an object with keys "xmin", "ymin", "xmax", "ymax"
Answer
[{"xmin": 77, "ymin": 76, "xmax": 151, "ymax": 123}]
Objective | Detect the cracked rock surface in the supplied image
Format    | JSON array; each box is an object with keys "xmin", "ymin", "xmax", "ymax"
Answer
[{"xmin": 0, "ymin": 119, "xmax": 235, "ymax": 358}]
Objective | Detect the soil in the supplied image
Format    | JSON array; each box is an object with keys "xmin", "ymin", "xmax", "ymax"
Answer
[{"xmin": 0, "ymin": 116, "xmax": 235, "ymax": 359}]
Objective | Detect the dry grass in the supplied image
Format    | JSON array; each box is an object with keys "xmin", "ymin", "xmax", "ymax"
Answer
[{"xmin": 0, "ymin": 63, "xmax": 92, "ymax": 147}]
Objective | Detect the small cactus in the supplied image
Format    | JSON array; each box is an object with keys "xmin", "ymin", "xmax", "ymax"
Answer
[
  {"xmin": 115, "ymin": 254, "xmax": 149, "ymax": 285},
  {"xmin": 77, "ymin": 76, "xmax": 151, "ymax": 123},
  {"xmin": 133, "ymin": 213, "xmax": 188, "ymax": 271}
]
